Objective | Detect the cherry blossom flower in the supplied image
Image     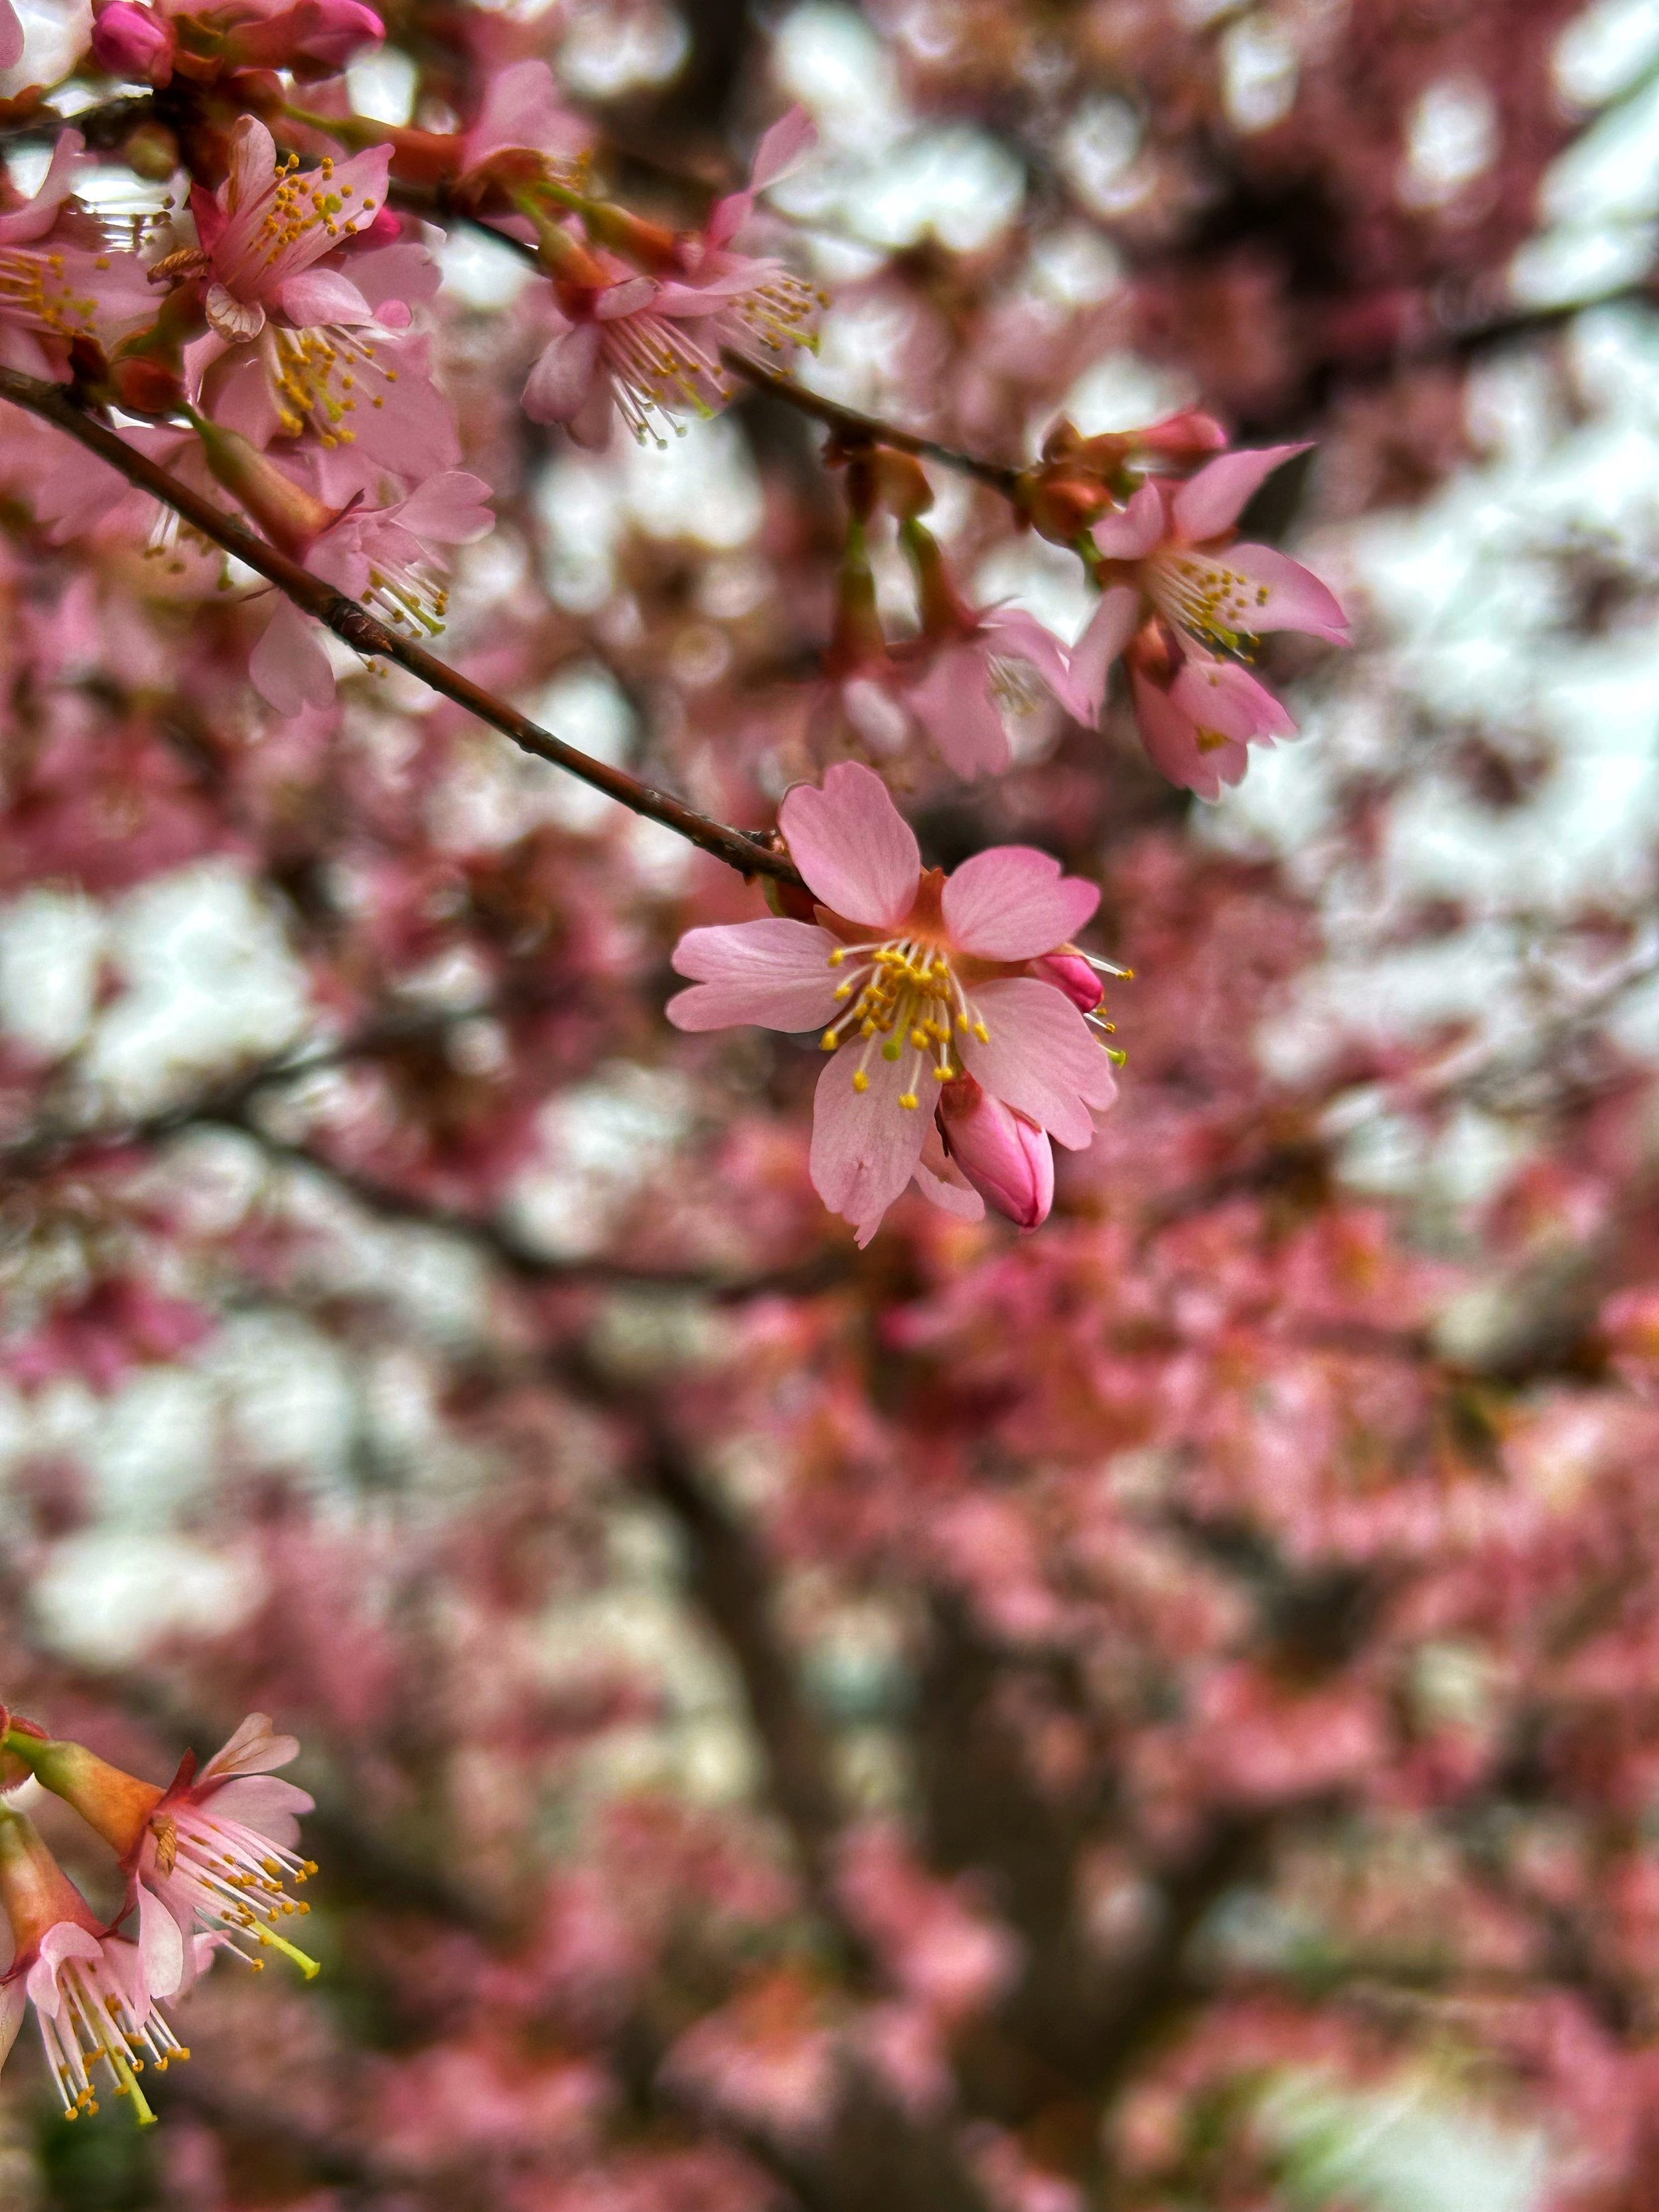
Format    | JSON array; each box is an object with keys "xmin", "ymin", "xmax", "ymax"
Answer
[
  {"xmin": 521, "ymin": 240, "xmax": 739, "ymax": 449},
  {"xmin": 905, "ymin": 593, "xmax": 1137, "ymax": 780},
  {"xmin": 0, "ymin": 1806, "xmax": 194, "ymax": 2127},
  {"xmin": 165, "ymin": 118, "xmax": 452, "ymax": 468},
  {"xmin": 246, "ymin": 467, "xmax": 494, "ymax": 713},
  {"xmin": 1088, "ymin": 444, "xmax": 1349, "ymax": 797},
  {"xmin": 668, "ymin": 763, "xmax": 1118, "ymax": 1244},
  {"xmin": 11, "ymin": 1714, "xmax": 319, "ymax": 1991},
  {"xmin": 0, "ymin": 133, "xmax": 151, "ymax": 380}
]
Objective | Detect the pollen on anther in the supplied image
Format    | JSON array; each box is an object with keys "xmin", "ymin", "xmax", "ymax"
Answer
[{"xmin": 852, "ymin": 1069, "xmax": 869, "ymax": 1092}]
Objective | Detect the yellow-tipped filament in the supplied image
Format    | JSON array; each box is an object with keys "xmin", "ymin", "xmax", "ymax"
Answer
[
  {"xmin": 819, "ymin": 937, "xmax": 986, "ymax": 1108},
  {"xmin": 38, "ymin": 1952, "xmax": 188, "ymax": 2128}
]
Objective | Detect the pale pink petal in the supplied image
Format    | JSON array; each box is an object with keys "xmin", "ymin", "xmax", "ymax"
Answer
[
  {"xmin": 137, "ymin": 1884, "xmax": 185, "ymax": 2000},
  {"xmin": 1131, "ymin": 669, "xmax": 1247, "ymax": 802},
  {"xmin": 0, "ymin": 129, "xmax": 84, "ymax": 244},
  {"xmin": 200, "ymin": 1712, "xmax": 301, "ymax": 1780},
  {"xmin": 943, "ymin": 846, "xmax": 1100, "ymax": 961},
  {"xmin": 667, "ymin": 919, "xmax": 841, "ymax": 1033},
  {"xmin": 1091, "ymin": 481, "xmax": 1165, "ymax": 561},
  {"xmin": 29, "ymin": 1923, "xmax": 101, "ymax": 2013},
  {"xmin": 392, "ymin": 471, "xmax": 494, "ymax": 543},
  {"xmin": 275, "ymin": 267, "xmax": 376, "ymax": 329},
  {"xmin": 463, "ymin": 58, "xmax": 591, "ymax": 167},
  {"xmin": 0, "ymin": 1, "xmax": 23, "ymax": 71},
  {"xmin": 0, "ymin": 1980, "xmax": 25, "ymax": 2071},
  {"xmin": 958, "ymin": 979, "xmax": 1119, "ymax": 1149},
  {"xmin": 912, "ymin": 1126, "xmax": 985, "ymax": 1222},
  {"xmin": 202, "ymin": 1775, "xmax": 313, "ymax": 1846},
  {"xmin": 1211, "ymin": 541, "xmax": 1350, "ymax": 644},
  {"xmin": 595, "ymin": 275, "xmax": 659, "ymax": 321},
  {"xmin": 751, "ymin": 105, "xmax": 818, "ymax": 191},
  {"xmin": 907, "ymin": 643, "xmax": 1011, "ymax": 780},
  {"xmin": 1169, "ymin": 654, "xmax": 1295, "ymax": 743},
  {"xmin": 251, "ymin": 601, "xmax": 336, "ymax": 717},
  {"xmin": 522, "ymin": 321, "xmax": 602, "ymax": 425},
  {"xmin": 1173, "ymin": 443, "xmax": 1309, "ymax": 542},
  {"xmin": 1060, "ymin": 586, "xmax": 1140, "ymax": 721},
  {"xmin": 809, "ymin": 1046, "xmax": 929, "ymax": 1246},
  {"xmin": 224, "ymin": 113, "xmax": 279, "ymax": 218},
  {"xmin": 779, "ymin": 763, "xmax": 920, "ymax": 928}
]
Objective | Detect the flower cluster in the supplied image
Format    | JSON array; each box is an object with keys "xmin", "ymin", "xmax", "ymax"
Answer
[{"xmin": 0, "ymin": 1712, "xmax": 317, "ymax": 2126}]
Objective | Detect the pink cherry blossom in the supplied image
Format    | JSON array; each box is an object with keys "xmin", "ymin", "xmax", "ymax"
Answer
[
  {"xmin": 0, "ymin": 1808, "xmax": 195, "ymax": 2126},
  {"xmin": 667, "ymin": 762, "xmax": 1118, "ymax": 1244},
  {"xmin": 129, "ymin": 1713, "xmax": 319, "ymax": 1990},
  {"xmin": 248, "ymin": 468, "xmax": 494, "ymax": 714},
  {"xmin": 905, "ymin": 595, "xmax": 1138, "ymax": 779},
  {"xmin": 0, "ymin": 133, "xmax": 152, "ymax": 380},
  {"xmin": 521, "ymin": 248, "xmax": 738, "ymax": 449},
  {"xmin": 1088, "ymin": 443, "xmax": 1349, "ymax": 796}
]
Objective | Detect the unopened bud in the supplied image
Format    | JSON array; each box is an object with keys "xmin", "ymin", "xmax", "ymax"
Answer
[
  {"xmin": 109, "ymin": 350, "xmax": 185, "ymax": 415},
  {"xmin": 91, "ymin": 0, "xmax": 175, "ymax": 82},
  {"xmin": 191, "ymin": 415, "xmax": 342, "ymax": 557},
  {"xmin": 1016, "ymin": 467, "xmax": 1112, "ymax": 546},
  {"xmin": 1132, "ymin": 406, "xmax": 1228, "ymax": 462},
  {"xmin": 1031, "ymin": 951, "xmax": 1104, "ymax": 1013},
  {"xmin": 0, "ymin": 1804, "xmax": 105, "ymax": 1955},
  {"xmin": 938, "ymin": 1077, "xmax": 1054, "ymax": 1230}
]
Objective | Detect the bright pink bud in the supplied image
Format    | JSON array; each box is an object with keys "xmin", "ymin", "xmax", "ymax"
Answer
[
  {"xmin": 1032, "ymin": 951, "xmax": 1104, "ymax": 1013},
  {"xmin": 938, "ymin": 1078, "xmax": 1054, "ymax": 1231},
  {"xmin": 223, "ymin": 0, "xmax": 384, "ymax": 74},
  {"xmin": 1135, "ymin": 406, "xmax": 1229, "ymax": 461},
  {"xmin": 91, "ymin": 1, "xmax": 175, "ymax": 82}
]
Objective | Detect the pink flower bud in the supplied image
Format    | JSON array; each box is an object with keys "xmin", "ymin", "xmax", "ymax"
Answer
[
  {"xmin": 938, "ymin": 1078, "xmax": 1054, "ymax": 1231},
  {"xmin": 90, "ymin": 1, "xmax": 175, "ymax": 83},
  {"xmin": 223, "ymin": 0, "xmax": 384, "ymax": 74},
  {"xmin": 1031, "ymin": 951, "xmax": 1104, "ymax": 1013}
]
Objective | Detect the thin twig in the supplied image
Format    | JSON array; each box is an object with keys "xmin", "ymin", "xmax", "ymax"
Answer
[
  {"xmin": 722, "ymin": 352, "xmax": 1025, "ymax": 497},
  {"xmin": 0, "ymin": 369, "xmax": 803, "ymax": 887}
]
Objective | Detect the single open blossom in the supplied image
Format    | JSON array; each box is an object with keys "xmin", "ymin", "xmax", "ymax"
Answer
[
  {"xmin": 165, "ymin": 118, "xmax": 452, "ymax": 467},
  {"xmin": 521, "ymin": 240, "xmax": 739, "ymax": 449},
  {"xmin": 1086, "ymin": 444, "xmax": 1348, "ymax": 798},
  {"xmin": 10, "ymin": 1714, "xmax": 319, "ymax": 1991},
  {"xmin": 0, "ymin": 1806, "xmax": 194, "ymax": 2127},
  {"xmin": 668, "ymin": 763, "xmax": 1118, "ymax": 1244},
  {"xmin": 906, "ymin": 594, "xmax": 1136, "ymax": 780},
  {"xmin": 0, "ymin": 133, "xmax": 151, "ymax": 380},
  {"xmin": 246, "ymin": 467, "xmax": 494, "ymax": 713}
]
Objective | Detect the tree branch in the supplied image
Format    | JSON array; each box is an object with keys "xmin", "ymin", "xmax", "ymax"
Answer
[{"xmin": 0, "ymin": 368, "xmax": 803, "ymax": 889}]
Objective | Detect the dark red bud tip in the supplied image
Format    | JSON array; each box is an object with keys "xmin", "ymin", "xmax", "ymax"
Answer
[{"xmin": 110, "ymin": 354, "xmax": 185, "ymax": 416}]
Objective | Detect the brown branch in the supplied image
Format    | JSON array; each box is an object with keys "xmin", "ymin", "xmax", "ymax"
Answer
[
  {"xmin": 0, "ymin": 369, "xmax": 802, "ymax": 888},
  {"xmin": 723, "ymin": 352, "xmax": 1024, "ymax": 498}
]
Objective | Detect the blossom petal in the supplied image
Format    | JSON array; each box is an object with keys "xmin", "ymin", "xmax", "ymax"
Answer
[
  {"xmin": 667, "ymin": 919, "xmax": 841, "ymax": 1033},
  {"xmin": 204, "ymin": 283, "xmax": 265, "ymax": 344},
  {"xmin": 780, "ymin": 763, "xmax": 920, "ymax": 928},
  {"xmin": 810, "ymin": 1044, "xmax": 930, "ymax": 1246},
  {"xmin": 0, "ymin": 127, "xmax": 83, "ymax": 244},
  {"xmin": 1092, "ymin": 481, "xmax": 1164, "ymax": 560},
  {"xmin": 595, "ymin": 276, "xmax": 659, "ymax": 321},
  {"xmin": 751, "ymin": 105, "xmax": 818, "ymax": 191},
  {"xmin": 275, "ymin": 268, "xmax": 377, "ymax": 329},
  {"xmin": 943, "ymin": 847, "xmax": 1100, "ymax": 960},
  {"xmin": 0, "ymin": 1978, "xmax": 25, "ymax": 2071},
  {"xmin": 1131, "ymin": 668, "xmax": 1248, "ymax": 802},
  {"xmin": 522, "ymin": 321, "xmax": 602, "ymax": 424},
  {"xmin": 1173, "ymin": 443, "xmax": 1309, "ymax": 543},
  {"xmin": 0, "ymin": 1, "xmax": 22, "ymax": 72},
  {"xmin": 958, "ymin": 978, "xmax": 1118, "ymax": 1149},
  {"xmin": 913, "ymin": 1126, "xmax": 986, "ymax": 1222},
  {"xmin": 137, "ymin": 1883, "xmax": 185, "ymax": 2000},
  {"xmin": 1057, "ymin": 586, "xmax": 1139, "ymax": 721},
  {"xmin": 250, "ymin": 601, "xmax": 336, "ymax": 717},
  {"xmin": 393, "ymin": 471, "xmax": 494, "ymax": 544},
  {"xmin": 206, "ymin": 1775, "xmax": 314, "ymax": 1848},
  {"xmin": 200, "ymin": 1712, "xmax": 301, "ymax": 1779},
  {"xmin": 907, "ymin": 642, "xmax": 1011, "ymax": 780},
  {"xmin": 1211, "ymin": 541, "xmax": 1350, "ymax": 644},
  {"xmin": 1169, "ymin": 654, "xmax": 1295, "ymax": 742}
]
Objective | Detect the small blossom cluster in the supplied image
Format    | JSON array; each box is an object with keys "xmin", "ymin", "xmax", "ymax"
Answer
[{"xmin": 0, "ymin": 1710, "xmax": 317, "ymax": 2128}]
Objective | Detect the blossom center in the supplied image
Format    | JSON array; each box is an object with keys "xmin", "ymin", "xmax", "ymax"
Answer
[
  {"xmin": 819, "ymin": 937, "xmax": 989, "ymax": 1110},
  {"xmin": 269, "ymin": 325, "xmax": 399, "ymax": 447},
  {"xmin": 159, "ymin": 1805, "xmax": 320, "ymax": 1978},
  {"xmin": 1147, "ymin": 549, "xmax": 1271, "ymax": 659}
]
